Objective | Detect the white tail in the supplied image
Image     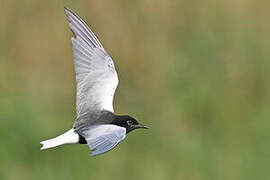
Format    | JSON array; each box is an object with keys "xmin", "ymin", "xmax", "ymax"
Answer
[{"xmin": 40, "ymin": 128, "xmax": 80, "ymax": 150}]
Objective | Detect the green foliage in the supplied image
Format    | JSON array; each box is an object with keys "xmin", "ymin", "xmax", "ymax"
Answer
[{"xmin": 1, "ymin": 0, "xmax": 270, "ymax": 179}]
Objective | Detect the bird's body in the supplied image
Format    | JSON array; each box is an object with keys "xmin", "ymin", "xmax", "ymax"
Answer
[{"xmin": 40, "ymin": 8, "xmax": 148, "ymax": 156}]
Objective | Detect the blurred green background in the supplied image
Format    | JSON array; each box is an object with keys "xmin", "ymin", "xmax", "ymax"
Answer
[{"xmin": 1, "ymin": 0, "xmax": 270, "ymax": 179}]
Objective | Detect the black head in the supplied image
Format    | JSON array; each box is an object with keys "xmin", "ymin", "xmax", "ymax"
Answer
[{"xmin": 112, "ymin": 115, "xmax": 149, "ymax": 133}]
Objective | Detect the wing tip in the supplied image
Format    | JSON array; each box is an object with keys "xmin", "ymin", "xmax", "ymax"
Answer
[
  {"xmin": 64, "ymin": 7, "xmax": 72, "ymax": 15},
  {"xmin": 90, "ymin": 149, "xmax": 106, "ymax": 156},
  {"xmin": 90, "ymin": 152, "xmax": 98, "ymax": 156},
  {"xmin": 63, "ymin": 7, "xmax": 104, "ymax": 49},
  {"xmin": 64, "ymin": 7, "xmax": 78, "ymax": 22}
]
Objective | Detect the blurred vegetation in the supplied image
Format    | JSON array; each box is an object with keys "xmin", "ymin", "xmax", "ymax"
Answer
[{"xmin": 1, "ymin": 0, "xmax": 270, "ymax": 179}]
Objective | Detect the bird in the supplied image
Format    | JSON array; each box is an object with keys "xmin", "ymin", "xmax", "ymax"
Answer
[{"xmin": 40, "ymin": 8, "xmax": 149, "ymax": 156}]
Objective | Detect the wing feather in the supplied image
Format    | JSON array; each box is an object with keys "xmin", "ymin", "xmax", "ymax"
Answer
[
  {"xmin": 77, "ymin": 125, "xmax": 126, "ymax": 156},
  {"xmin": 65, "ymin": 8, "xmax": 103, "ymax": 48},
  {"xmin": 64, "ymin": 8, "xmax": 119, "ymax": 119}
]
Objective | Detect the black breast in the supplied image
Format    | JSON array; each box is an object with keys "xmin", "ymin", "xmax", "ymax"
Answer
[{"xmin": 78, "ymin": 134, "xmax": 87, "ymax": 144}]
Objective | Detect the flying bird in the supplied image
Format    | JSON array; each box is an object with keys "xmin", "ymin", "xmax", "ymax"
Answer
[{"xmin": 40, "ymin": 8, "xmax": 148, "ymax": 156}]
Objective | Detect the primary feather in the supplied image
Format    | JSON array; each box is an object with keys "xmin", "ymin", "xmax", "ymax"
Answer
[{"xmin": 65, "ymin": 8, "xmax": 119, "ymax": 120}]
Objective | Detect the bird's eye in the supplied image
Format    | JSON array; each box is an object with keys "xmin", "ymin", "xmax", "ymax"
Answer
[{"xmin": 127, "ymin": 120, "xmax": 133, "ymax": 126}]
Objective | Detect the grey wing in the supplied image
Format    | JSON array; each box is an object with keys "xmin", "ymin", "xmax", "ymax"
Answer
[
  {"xmin": 78, "ymin": 125, "xmax": 126, "ymax": 156},
  {"xmin": 64, "ymin": 8, "xmax": 119, "ymax": 118}
]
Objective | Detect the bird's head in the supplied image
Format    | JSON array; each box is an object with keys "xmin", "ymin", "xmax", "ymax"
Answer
[{"xmin": 112, "ymin": 115, "xmax": 149, "ymax": 133}]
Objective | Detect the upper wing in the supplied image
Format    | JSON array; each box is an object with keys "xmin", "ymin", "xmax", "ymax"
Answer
[
  {"xmin": 64, "ymin": 8, "xmax": 119, "ymax": 118},
  {"xmin": 78, "ymin": 125, "xmax": 126, "ymax": 156}
]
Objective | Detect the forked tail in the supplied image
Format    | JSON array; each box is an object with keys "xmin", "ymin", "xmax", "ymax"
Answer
[{"xmin": 40, "ymin": 128, "xmax": 79, "ymax": 150}]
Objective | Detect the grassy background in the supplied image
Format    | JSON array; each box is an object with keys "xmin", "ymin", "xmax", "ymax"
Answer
[{"xmin": 1, "ymin": 0, "xmax": 270, "ymax": 179}]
